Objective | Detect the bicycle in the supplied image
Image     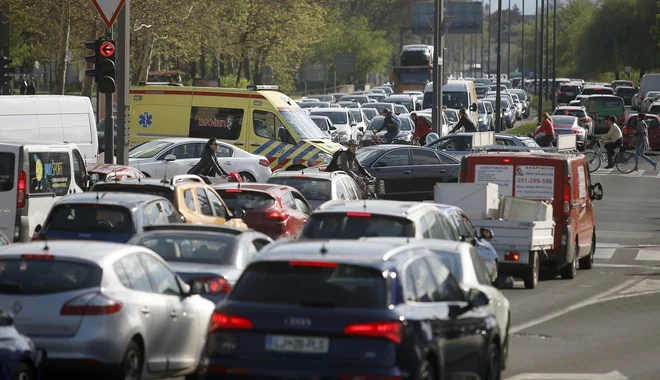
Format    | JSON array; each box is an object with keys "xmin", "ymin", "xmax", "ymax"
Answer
[
  {"xmin": 357, "ymin": 176, "xmax": 378, "ymax": 199},
  {"xmin": 584, "ymin": 137, "xmax": 635, "ymax": 174}
]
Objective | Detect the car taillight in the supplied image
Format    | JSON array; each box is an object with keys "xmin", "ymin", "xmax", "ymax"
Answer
[
  {"xmin": 209, "ymin": 312, "xmax": 253, "ymax": 332},
  {"xmin": 265, "ymin": 211, "xmax": 288, "ymax": 221},
  {"xmin": 17, "ymin": 170, "xmax": 26, "ymax": 209},
  {"xmin": 580, "ymin": 118, "xmax": 590, "ymax": 123},
  {"xmin": 60, "ymin": 291, "xmax": 122, "ymax": 315},
  {"xmin": 289, "ymin": 260, "xmax": 338, "ymax": 267},
  {"xmin": 224, "ymin": 189, "xmax": 243, "ymax": 193},
  {"xmin": 259, "ymin": 159, "xmax": 269, "ymax": 167},
  {"xmin": 346, "ymin": 212, "xmax": 371, "ymax": 217},
  {"xmin": 21, "ymin": 254, "xmax": 53, "ymax": 259},
  {"xmin": 344, "ymin": 321, "xmax": 402, "ymax": 343},
  {"xmin": 563, "ymin": 182, "xmax": 571, "ymax": 218},
  {"xmin": 571, "ymin": 130, "xmax": 581, "ymax": 134},
  {"xmin": 188, "ymin": 276, "xmax": 231, "ymax": 295}
]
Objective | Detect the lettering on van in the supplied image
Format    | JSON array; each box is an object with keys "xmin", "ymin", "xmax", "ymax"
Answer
[
  {"xmin": 514, "ymin": 165, "xmax": 555, "ymax": 199},
  {"xmin": 475, "ymin": 165, "xmax": 513, "ymax": 196},
  {"xmin": 190, "ymin": 106, "xmax": 244, "ymax": 140},
  {"xmin": 29, "ymin": 152, "xmax": 71, "ymax": 197}
]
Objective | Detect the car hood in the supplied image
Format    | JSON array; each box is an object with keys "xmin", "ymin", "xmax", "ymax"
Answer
[{"xmin": 168, "ymin": 262, "xmax": 245, "ymax": 284}]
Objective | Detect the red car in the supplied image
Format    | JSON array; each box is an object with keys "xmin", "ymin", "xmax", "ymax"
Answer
[
  {"xmin": 622, "ymin": 114, "xmax": 660, "ymax": 150},
  {"xmin": 213, "ymin": 183, "xmax": 312, "ymax": 239}
]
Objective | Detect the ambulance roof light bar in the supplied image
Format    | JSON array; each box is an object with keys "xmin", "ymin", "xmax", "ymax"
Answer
[{"xmin": 247, "ymin": 85, "xmax": 279, "ymax": 91}]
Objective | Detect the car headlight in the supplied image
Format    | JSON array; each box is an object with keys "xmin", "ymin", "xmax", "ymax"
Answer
[
  {"xmin": 318, "ymin": 152, "xmax": 332, "ymax": 164},
  {"xmin": 478, "ymin": 117, "xmax": 484, "ymax": 122}
]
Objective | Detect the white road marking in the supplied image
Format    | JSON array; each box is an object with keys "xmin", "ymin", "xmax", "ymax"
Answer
[
  {"xmin": 635, "ymin": 248, "xmax": 660, "ymax": 261},
  {"xmin": 504, "ymin": 370, "xmax": 628, "ymax": 380},
  {"xmin": 509, "ymin": 279, "xmax": 637, "ymax": 334},
  {"xmin": 622, "ymin": 169, "xmax": 645, "ymax": 177},
  {"xmin": 595, "ymin": 168, "xmax": 614, "ymax": 174},
  {"xmin": 620, "ymin": 279, "xmax": 660, "ymax": 294},
  {"xmin": 657, "ymin": 170, "xmax": 660, "ymax": 178},
  {"xmin": 594, "ymin": 263, "xmax": 660, "ymax": 269},
  {"xmin": 594, "ymin": 248, "xmax": 617, "ymax": 259}
]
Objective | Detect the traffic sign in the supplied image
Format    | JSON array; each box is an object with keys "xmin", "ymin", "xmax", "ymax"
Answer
[
  {"xmin": 92, "ymin": 0, "xmax": 126, "ymax": 28},
  {"xmin": 100, "ymin": 42, "xmax": 115, "ymax": 57},
  {"xmin": 624, "ymin": 65, "xmax": 632, "ymax": 74}
]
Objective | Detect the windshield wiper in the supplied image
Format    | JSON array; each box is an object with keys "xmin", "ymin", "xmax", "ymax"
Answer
[{"xmin": 300, "ymin": 301, "xmax": 336, "ymax": 308}]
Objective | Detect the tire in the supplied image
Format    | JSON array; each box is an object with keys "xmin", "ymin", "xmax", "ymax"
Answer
[
  {"xmin": 118, "ymin": 340, "xmax": 143, "ymax": 380},
  {"xmin": 502, "ymin": 322, "xmax": 510, "ymax": 370},
  {"xmin": 491, "ymin": 260, "xmax": 499, "ymax": 284},
  {"xmin": 615, "ymin": 151, "xmax": 636, "ymax": 174},
  {"xmin": 560, "ymin": 241, "xmax": 578, "ymax": 280},
  {"xmin": 416, "ymin": 359, "xmax": 436, "ymax": 380},
  {"xmin": 579, "ymin": 232, "xmax": 596, "ymax": 270},
  {"xmin": 239, "ymin": 172, "xmax": 256, "ymax": 182},
  {"xmin": 523, "ymin": 251, "xmax": 539, "ymax": 289},
  {"xmin": 485, "ymin": 341, "xmax": 502, "ymax": 380},
  {"xmin": 584, "ymin": 151, "xmax": 601, "ymax": 173},
  {"xmin": 12, "ymin": 363, "xmax": 34, "ymax": 380}
]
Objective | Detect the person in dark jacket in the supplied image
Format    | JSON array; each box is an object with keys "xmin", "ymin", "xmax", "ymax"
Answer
[
  {"xmin": 26, "ymin": 80, "xmax": 36, "ymax": 95},
  {"xmin": 450, "ymin": 108, "xmax": 477, "ymax": 134},
  {"xmin": 187, "ymin": 138, "xmax": 229, "ymax": 177},
  {"xmin": 375, "ymin": 108, "xmax": 401, "ymax": 143}
]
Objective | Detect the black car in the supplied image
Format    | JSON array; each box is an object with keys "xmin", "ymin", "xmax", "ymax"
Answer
[
  {"xmin": 356, "ymin": 145, "xmax": 460, "ymax": 201},
  {"xmin": 615, "ymin": 86, "xmax": 636, "ymax": 105},
  {"xmin": 200, "ymin": 239, "xmax": 501, "ymax": 380},
  {"xmin": 557, "ymin": 84, "xmax": 581, "ymax": 104}
]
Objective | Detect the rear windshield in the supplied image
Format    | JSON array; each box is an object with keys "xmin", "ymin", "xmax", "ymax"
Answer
[
  {"xmin": 616, "ymin": 87, "xmax": 635, "ymax": 95},
  {"xmin": 229, "ymin": 261, "xmax": 387, "ymax": 308},
  {"xmin": 560, "ymin": 85, "xmax": 579, "ymax": 91},
  {"xmin": 581, "ymin": 88, "xmax": 614, "ymax": 95},
  {"xmin": 46, "ymin": 204, "xmax": 134, "ymax": 234},
  {"xmin": 555, "ymin": 109, "xmax": 586, "ymax": 118},
  {"xmin": 587, "ymin": 97, "xmax": 624, "ymax": 107},
  {"xmin": 91, "ymin": 184, "xmax": 173, "ymax": 202},
  {"xmin": 132, "ymin": 233, "xmax": 237, "ymax": 265},
  {"xmin": 303, "ymin": 213, "xmax": 415, "ymax": 239},
  {"xmin": 626, "ymin": 117, "xmax": 660, "ymax": 129},
  {"xmin": 551, "ymin": 116, "xmax": 577, "ymax": 126},
  {"xmin": 0, "ymin": 259, "xmax": 102, "ymax": 295},
  {"xmin": 267, "ymin": 177, "xmax": 331, "ymax": 201},
  {"xmin": 436, "ymin": 252, "xmax": 463, "ymax": 281},
  {"xmin": 215, "ymin": 190, "xmax": 276, "ymax": 211},
  {"xmin": 0, "ymin": 153, "xmax": 15, "ymax": 192}
]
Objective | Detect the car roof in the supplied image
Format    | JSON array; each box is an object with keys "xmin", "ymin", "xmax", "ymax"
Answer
[
  {"xmin": 92, "ymin": 178, "xmax": 174, "ymax": 189},
  {"xmin": 213, "ymin": 182, "xmax": 295, "ymax": 194},
  {"xmin": 270, "ymin": 170, "xmax": 338, "ymax": 180},
  {"xmin": 358, "ymin": 144, "xmax": 423, "ymax": 152},
  {"xmin": 309, "ymin": 108, "xmax": 347, "ymax": 113},
  {"xmin": 141, "ymin": 224, "xmax": 260, "ymax": 236},
  {"xmin": 0, "ymin": 240, "xmax": 144, "ymax": 266},
  {"xmin": 256, "ymin": 239, "xmax": 425, "ymax": 268},
  {"xmin": 144, "ymin": 137, "xmax": 208, "ymax": 144},
  {"xmin": 56, "ymin": 191, "xmax": 165, "ymax": 206},
  {"xmin": 314, "ymin": 199, "xmax": 434, "ymax": 216},
  {"xmin": 360, "ymin": 237, "xmax": 467, "ymax": 254}
]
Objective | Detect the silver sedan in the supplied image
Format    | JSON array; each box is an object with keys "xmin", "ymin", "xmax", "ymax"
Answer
[{"xmin": 0, "ymin": 241, "xmax": 215, "ymax": 379}]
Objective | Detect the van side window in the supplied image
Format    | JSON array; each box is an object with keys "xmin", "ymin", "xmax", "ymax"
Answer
[
  {"xmin": 29, "ymin": 152, "xmax": 72, "ymax": 196},
  {"xmin": 72, "ymin": 149, "xmax": 86, "ymax": 190},
  {"xmin": 189, "ymin": 107, "xmax": 243, "ymax": 140},
  {"xmin": 253, "ymin": 111, "xmax": 294, "ymax": 144},
  {"xmin": 0, "ymin": 153, "xmax": 15, "ymax": 192}
]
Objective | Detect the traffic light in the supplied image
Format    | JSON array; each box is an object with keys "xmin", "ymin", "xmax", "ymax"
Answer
[
  {"xmin": 1, "ymin": 54, "xmax": 11, "ymax": 85},
  {"xmin": 85, "ymin": 39, "xmax": 100, "ymax": 80},
  {"xmin": 97, "ymin": 39, "xmax": 116, "ymax": 94}
]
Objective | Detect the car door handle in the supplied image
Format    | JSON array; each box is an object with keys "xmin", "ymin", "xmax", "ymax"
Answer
[
  {"xmin": 250, "ymin": 143, "xmax": 262, "ymax": 147},
  {"xmin": 403, "ymin": 171, "xmax": 411, "ymax": 175},
  {"xmin": 188, "ymin": 162, "xmax": 195, "ymax": 166},
  {"xmin": 170, "ymin": 310, "xmax": 177, "ymax": 318},
  {"xmin": 141, "ymin": 307, "xmax": 150, "ymax": 315},
  {"xmin": 234, "ymin": 143, "xmax": 244, "ymax": 146},
  {"xmin": 438, "ymin": 170, "xmax": 446, "ymax": 173},
  {"xmin": 224, "ymin": 161, "xmax": 232, "ymax": 165}
]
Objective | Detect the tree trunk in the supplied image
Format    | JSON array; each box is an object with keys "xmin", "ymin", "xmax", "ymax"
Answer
[
  {"xmin": 200, "ymin": 45, "xmax": 207, "ymax": 79},
  {"xmin": 252, "ymin": 51, "xmax": 262, "ymax": 85},
  {"xmin": 243, "ymin": 55, "xmax": 251, "ymax": 83},
  {"xmin": 54, "ymin": 0, "xmax": 71, "ymax": 95},
  {"xmin": 219, "ymin": 54, "xmax": 225, "ymax": 77},
  {"xmin": 236, "ymin": 52, "xmax": 245, "ymax": 86}
]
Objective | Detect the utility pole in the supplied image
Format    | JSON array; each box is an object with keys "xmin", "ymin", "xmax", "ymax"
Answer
[
  {"xmin": 544, "ymin": 0, "xmax": 549, "ymax": 101},
  {"xmin": 552, "ymin": 0, "xmax": 557, "ymax": 109},
  {"xmin": 481, "ymin": 3, "xmax": 484, "ymax": 78},
  {"xmin": 507, "ymin": 0, "xmax": 511, "ymax": 79},
  {"xmin": 538, "ymin": 0, "xmax": 544, "ymax": 123},
  {"xmin": 495, "ymin": 0, "xmax": 502, "ymax": 132},
  {"xmin": 535, "ymin": 0, "xmax": 539, "ymax": 101},
  {"xmin": 116, "ymin": 0, "xmax": 130, "ymax": 165},
  {"xmin": 521, "ymin": 0, "xmax": 525, "ymax": 90},
  {"xmin": 432, "ymin": 0, "xmax": 443, "ymax": 134},
  {"xmin": 488, "ymin": 0, "xmax": 492, "ymax": 75}
]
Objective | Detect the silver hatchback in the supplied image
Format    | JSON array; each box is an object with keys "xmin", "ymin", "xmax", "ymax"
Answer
[{"xmin": 0, "ymin": 241, "xmax": 215, "ymax": 379}]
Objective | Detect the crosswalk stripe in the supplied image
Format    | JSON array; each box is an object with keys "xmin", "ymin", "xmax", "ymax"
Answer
[
  {"xmin": 594, "ymin": 248, "xmax": 617, "ymax": 259},
  {"xmin": 595, "ymin": 168, "xmax": 614, "ymax": 174},
  {"xmin": 635, "ymin": 249, "xmax": 660, "ymax": 261},
  {"xmin": 656, "ymin": 171, "xmax": 660, "ymax": 178},
  {"xmin": 623, "ymin": 170, "xmax": 645, "ymax": 177}
]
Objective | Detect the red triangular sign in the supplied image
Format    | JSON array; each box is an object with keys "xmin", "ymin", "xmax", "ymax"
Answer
[{"xmin": 91, "ymin": 0, "xmax": 126, "ymax": 28}]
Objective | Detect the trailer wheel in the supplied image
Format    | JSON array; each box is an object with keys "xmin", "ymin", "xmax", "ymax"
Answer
[{"xmin": 523, "ymin": 252, "xmax": 539, "ymax": 289}]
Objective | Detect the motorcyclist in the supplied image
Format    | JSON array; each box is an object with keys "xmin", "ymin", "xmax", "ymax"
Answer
[
  {"xmin": 338, "ymin": 140, "xmax": 374, "ymax": 185},
  {"xmin": 188, "ymin": 138, "xmax": 229, "ymax": 177},
  {"xmin": 411, "ymin": 113, "xmax": 433, "ymax": 146},
  {"xmin": 375, "ymin": 108, "xmax": 401, "ymax": 144}
]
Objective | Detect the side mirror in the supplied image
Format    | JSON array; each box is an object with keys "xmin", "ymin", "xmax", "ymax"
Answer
[
  {"xmin": 177, "ymin": 211, "xmax": 186, "ymax": 223},
  {"xmin": 329, "ymin": 125, "xmax": 337, "ymax": 131},
  {"xmin": 179, "ymin": 281, "xmax": 193, "ymax": 297},
  {"xmin": 351, "ymin": 122, "xmax": 358, "ymax": 127},
  {"xmin": 590, "ymin": 182, "xmax": 603, "ymax": 201},
  {"xmin": 231, "ymin": 208, "xmax": 246, "ymax": 219},
  {"xmin": 480, "ymin": 228, "xmax": 494, "ymax": 241},
  {"xmin": 90, "ymin": 173, "xmax": 99, "ymax": 183},
  {"xmin": 470, "ymin": 103, "xmax": 478, "ymax": 112},
  {"xmin": 33, "ymin": 224, "xmax": 42, "ymax": 234},
  {"xmin": 164, "ymin": 154, "xmax": 177, "ymax": 162},
  {"xmin": 467, "ymin": 288, "xmax": 490, "ymax": 309},
  {"xmin": 358, "ymin": 127, "xmax": 365, "ymax": 133}
]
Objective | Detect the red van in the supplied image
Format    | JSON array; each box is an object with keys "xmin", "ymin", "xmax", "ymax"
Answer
[{"xmin": 459, "ymin": 152, "xmax": 604, "ymax": 279}]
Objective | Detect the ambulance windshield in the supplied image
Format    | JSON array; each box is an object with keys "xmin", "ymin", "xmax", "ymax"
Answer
[{"xmin": 280, "ymin": 109, "xmax": 328, "ymax": 140}]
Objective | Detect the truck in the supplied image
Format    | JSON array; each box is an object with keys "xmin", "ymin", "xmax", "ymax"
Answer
[{"xmin": 390, "ymin": 45, "xmax": 434, "ymax": 94}]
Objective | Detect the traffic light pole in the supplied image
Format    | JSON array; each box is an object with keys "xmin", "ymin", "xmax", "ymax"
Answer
[
  {"xmin": 116, "ymin": 0, "xmax": 130, "ymax": 165},
  {"xmin": 104, "ymin": 27, "xmax": 114, "ymax": 164}
]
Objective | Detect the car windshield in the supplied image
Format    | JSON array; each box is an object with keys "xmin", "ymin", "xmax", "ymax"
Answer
[
  {"xmin": 434, "ymin": 252, "xmax": 464, "ymax": 281},
  {"xmin": 0, "ymin": 259, "xmax": 102, "ymax": 295},
  {"xmin": 229, "ymin": 261, "xmax": 387, "ymax": 308},
  {"xmin": 362, "ymin": 104, "xmax": 393, "ymax": 115},
  {"xmin": 555, "ymin": 109, "xmax": 586, "ymax": 118},
  {"xmin": 475, "ymin": 87, "xmax": 489, "ymax": 97},
  {"xmin": 444, "ymin": 110, "xmax": 459, "ymax": 122},
  {"xmin": 616, "ymin": 87, "xmax": 635, "ymax": 95},
  {"xmin": 521, "ymin": 138, "xmax": 541, "ymax": 148},
  {"xmin": 581, "ymin": 87, "xmax": 613, "ymax": 95},
  {"xmin": 129, "ymin": 141, "xmax": 173, "ymax": 158},
  {"xmin": 349, "ymin": 110, "xmax": 363, "ymax": 123},
  {"xmin": 280, "ymin": 109, "xmax": 327, "ymax": 139},
  {"xmin": 561, "ymin": 85, "xmax": 580, "ymax": 92},
  {"xmin": 45, "ymin": 204, "xmax": 134, "ymax": 234},
  {"xmin": 362, "ymin": 109, "xmax": 378, "ymax": 119},
  {"xmin": 551, "ymin": 116, "xmax": 577, "ymax": 126},
  {"xmin": 134, "ymin": 234, "xmax": 238, "ymax": 265},
  {"xmin": 340, "ymin": 96, "xmax": 369, "ymax": 105},
  {"xmin": 310, "ymin": 117, "xmax": 329, "ymax": 131},
  {"xmin": 397, "ymin": 68, "xmax": 431, "ymax": 85},
  {"xmin": 356, "ymin": 149, "xmax": 385, "ymax": 166},
  {"xmin": 478, "ymin": 103, "xmax": 486, "ymax": 113},
  {"xmin": 308, "ymin": 95, "xmax": 333, "ymax": 102},
  {"xmin": 395, "ymin": 105, "xmax": 409, "ymax": 114},
  {"xmin": 366, "ymin": 116, "xmax": 413, "ymax": 131},
  {"xmin": 267, "ymin": 177, "xmax": 331, "ymax": 200},
  {"xmin": 303, "ymin": 213, "xmax": 415, "ymax": 239},
  {"xmin": 300, "ymin": 102, "xmax": 327, "ymax": 109},
  {"xmin": 443, "ymin": 92, "xmax": 469, "ymax": 109},
  {"xmin": 91, "ymin": 183, "xmax": 174, "ymax": 202},
  {"xmin": 214, "ymin": 190, "xmax": 276, "ymax": 211},
  {"xmin": 311, "ymin": 111, "xmax": 348, "ymax": 125}
]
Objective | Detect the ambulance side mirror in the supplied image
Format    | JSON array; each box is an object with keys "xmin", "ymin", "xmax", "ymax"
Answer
[{"xmin": 590, "ymin": 183, "xmax": 603, "ymax": 201}]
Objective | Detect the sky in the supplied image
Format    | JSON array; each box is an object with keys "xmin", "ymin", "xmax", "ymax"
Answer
[{"xmin": 485, "ymin": 0, "xmax": 564, "ymax": 15}]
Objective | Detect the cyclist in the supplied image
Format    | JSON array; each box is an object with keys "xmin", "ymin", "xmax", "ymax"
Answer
[
  {"xmin": 188, "ymin": 138, "xmax": 229, "ymax": 177},
  {"xmin": 450, "ymin": 108, "xmax": 477, "ymax": 133},
  {"xmin": 375, "ymin": 108, "xmax": 401, "ymax": 144},
  {"xmin": 602, "ymin": 115, "xmax": 623, "ymax": 169},
  {"xmin": 338, "ymin": 140, "xmax": 375, "ymax": 190},
  {"xmin": 411, "ymin": 113, "xmax": 433, "ymax": 145},
  {"xmin": 533, "ymin": 112, "xmax": 555, "ymax": 147}
]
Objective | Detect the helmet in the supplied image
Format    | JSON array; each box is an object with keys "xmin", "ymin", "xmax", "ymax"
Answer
[{"xmin": 347, "ymin": 139, "xmax": 359, "ymax": 147}]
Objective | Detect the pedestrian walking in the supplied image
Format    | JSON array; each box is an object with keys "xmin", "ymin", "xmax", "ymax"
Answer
[
  {"xmin": 633, "ymin": 113, "xmax": 657, "ymax": 171},
  {"xmin": 26, "ymin": 80, "xmax": 36, "ymax": 95},
  {"xmin": 19, "ymin": 75, "xmax": 27, "ymax": 95}
]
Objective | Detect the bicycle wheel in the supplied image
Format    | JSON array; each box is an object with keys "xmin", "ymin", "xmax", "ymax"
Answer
[
  {"xmin": 584, "ymin": 151, "xmax": 601, "ymax": 173},
  {"xmin": 615, "ymin": 151, "xmax": 636, "ymax": 174}
]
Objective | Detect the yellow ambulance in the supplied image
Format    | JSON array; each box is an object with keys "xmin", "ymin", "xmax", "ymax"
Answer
[{"xmin": 129, "ymin": 84, "xmax": 343, "ymax": 171}]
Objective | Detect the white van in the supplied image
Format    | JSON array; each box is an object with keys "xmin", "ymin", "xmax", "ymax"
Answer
[
  {"xmin": 0, "ymin": 96, "xmax": 99, "ymax": 164},
  {"xmin": 640, "ymin": 73, "xmax": 660, "ymax": 100},
  {"xmin": 0, "ymin": 141, "xmax": 90, "ymax": 242},
  {"xmin": 424, "ymin": 81, "xmax": 479, "ymax": 125}
]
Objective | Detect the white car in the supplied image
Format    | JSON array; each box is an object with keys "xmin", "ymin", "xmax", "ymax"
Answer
[
  {"xmin": 128, "ymin": 138, "xmax": 272, "ymax": 182},
  {"xmin": 308, "ymin": 108, "xmax": 359, "ymax": 144},
  {"xmin": 347, "ymin": 108, "xmax": 368, "ymax": 140}
]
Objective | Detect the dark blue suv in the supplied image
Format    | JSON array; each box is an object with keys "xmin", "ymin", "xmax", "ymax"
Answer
[{"xmin": 198, "ymin": 240, "xmax": 502, "ymax": 380}]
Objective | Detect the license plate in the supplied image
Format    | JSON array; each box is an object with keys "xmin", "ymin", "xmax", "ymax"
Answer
[{"xmin": 266, "ymin": 335, "xmax": 329, "ymax": 354}]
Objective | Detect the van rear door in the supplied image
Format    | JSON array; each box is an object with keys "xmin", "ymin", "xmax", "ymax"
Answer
[
  {"xmin": 0, "ymin": 146, "xmax": 19, "ymax": 242},
  {"xmin": 58, "ymin": 97, "xmax": 99, "ymax": 163}
]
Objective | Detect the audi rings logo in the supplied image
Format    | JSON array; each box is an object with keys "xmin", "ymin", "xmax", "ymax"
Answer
[{"xmin": 284, "ymin": 317, "xmax": 312, "ymax": 327}]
